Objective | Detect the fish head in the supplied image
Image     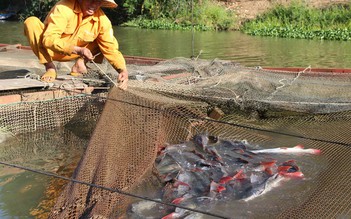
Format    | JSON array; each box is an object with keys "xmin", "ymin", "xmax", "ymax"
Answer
[
  {"xmin": 278, "ymin": 160, "xmax": 304, "ymax": 178},
  {"xmin": 208, "ymin": 135, "xmax": 219, "ymax": 144},
  {"xmin": 193, "ymin": 134, "xmax": 219, "ymax": 151},
  {"xmin": 193, "ymin": 134, "xmax": 209, "ymax": 150}
]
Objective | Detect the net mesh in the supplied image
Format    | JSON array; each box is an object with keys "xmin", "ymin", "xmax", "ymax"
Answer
[
  {"xmin": 0, "ymin": 95, "xmax": 105, "ymax": 134},
  {"xmin": 0, "ymin": 127, "xmax": 89, "ymax": 219},
  {"xmin": 1, "ymin": 57, "xmax": 351, "ymax": 218}
]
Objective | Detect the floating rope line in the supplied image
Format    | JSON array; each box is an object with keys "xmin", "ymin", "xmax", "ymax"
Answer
[
  {"xmin": 0, "ymin": 161, "xmax": 230, "ymax": 219},
  {"xmin": 267, "ymin": 65, "xmax": 311, "ymax": 100}
]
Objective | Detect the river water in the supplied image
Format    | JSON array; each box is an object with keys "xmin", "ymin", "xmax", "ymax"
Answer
[{"xmin": 2, "ymin": 20, "xmax": 351, "ymax": 68}]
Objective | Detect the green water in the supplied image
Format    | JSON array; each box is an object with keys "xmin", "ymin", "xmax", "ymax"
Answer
[
  {"xmin": 0, "ymin": 172, "xmax": 50, "ymax": 218},
  {"xmin": 0, "ymin": 128, "xmax": 88, "ymax": 218},
  {"xmin": 2, "ymin": 20, "xmax": 351, "ymax": 68}
]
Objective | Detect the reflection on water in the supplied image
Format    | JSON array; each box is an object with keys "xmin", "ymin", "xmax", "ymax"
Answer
[
  {"xmin": 1, "ymin": 21, "xmax": 351, "ymax": 68},
  {"xmin": 0, "ymin": 128, "xmax": 88, "ymax": 218},
  {"xmin": 117, "ymin": 27, "xmax": 351, "ymax": 68}
]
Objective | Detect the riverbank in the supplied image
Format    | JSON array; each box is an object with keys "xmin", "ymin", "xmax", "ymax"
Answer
[
  {"xmin": 3, "ymin": 0, "xmax": 351, "ymax": 30},
  {"xmin": 223, "ymin": 0, "xmax": 350, "ymax": 26}
]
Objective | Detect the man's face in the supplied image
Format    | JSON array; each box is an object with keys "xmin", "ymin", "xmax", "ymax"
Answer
[{"xmin": 80, "ymin": 0, "xmax": 103, "ymax": 17}]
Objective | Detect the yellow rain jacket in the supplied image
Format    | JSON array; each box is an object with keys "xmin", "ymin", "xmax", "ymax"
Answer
[{"xmin": 26, "ymin": 0, "xmax": 126, "ymax": 72}]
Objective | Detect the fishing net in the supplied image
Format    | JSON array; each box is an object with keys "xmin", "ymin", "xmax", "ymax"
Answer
[
  {"xmin": 1, "ymin": 57, "xmax": 351, "ymax": 218},
  {"xmin": 0, "ymin": 127, "xmax": 90, "ymax": 219},
  {"xmin": 0, "ymin": 94, "xmax": 104, "ymax": 134}
]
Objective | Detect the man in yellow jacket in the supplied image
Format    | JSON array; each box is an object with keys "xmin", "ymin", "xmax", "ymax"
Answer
[{"xmin": 24, "ymin": 0, "xmax": 128, "ymax": 90}]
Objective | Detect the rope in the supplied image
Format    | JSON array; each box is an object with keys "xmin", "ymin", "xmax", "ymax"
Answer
[
  {"xmin": 90, "ymin": 60, "xmax": 118, "ymax": 87},
  {"xmin": 88, "ymin": 52, "xmax": 118, "ymax": 87},
  {"xmin": 0, "ymin": 161, "xmax": 230, "ymax": 219},
  {"xmin": 267, "ymin": 65, "xmax": 311, "ymax": 100}
]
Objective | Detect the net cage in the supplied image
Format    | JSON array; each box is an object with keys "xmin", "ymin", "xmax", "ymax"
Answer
[{"xmin": 0, "ymin": 57, "xmax": 351, "ymax": 218}]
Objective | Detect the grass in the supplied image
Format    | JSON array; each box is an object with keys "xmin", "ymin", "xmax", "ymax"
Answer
[
  {"xmin": 241, "ymin": 2, "xmax": 351, "ymax": 40},
  {"xmin": 122, "ymin": 0, "xmax": 237, "ymax": 31}
]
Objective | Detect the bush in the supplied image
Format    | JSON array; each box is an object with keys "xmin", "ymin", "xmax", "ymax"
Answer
[
  {"xmin": 19, "ymin": 0, "xmax": 58, "ymax": 21},
  {"xmin": 123, "ymin": 0, "xmax": 237, "ymax": 31},
  {"xmin": 18, "ymin": 0, "xmax": 236, "ymax": 31}
]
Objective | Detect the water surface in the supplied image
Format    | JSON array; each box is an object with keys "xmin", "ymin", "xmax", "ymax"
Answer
[
  {"xmin": 0, "ymin": 128, "xmax": 88, "ymax": 218},
  {"xmin": 1, "ymin": 21, "xmax": 351, "ymax": 68}
]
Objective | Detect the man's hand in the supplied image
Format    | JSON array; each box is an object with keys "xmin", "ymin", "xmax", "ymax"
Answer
[
  {"xmin": 73, "ymin": 46, "xmax": 94, "ymax": 60},
  {"xmin": 117, "ymin": 69, "xmax": 128, "ymax": 90}
]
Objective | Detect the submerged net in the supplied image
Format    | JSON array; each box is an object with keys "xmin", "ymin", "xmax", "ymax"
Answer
[{"xmin": 1, "ymin": 57, "xmax": 351, "ymax": 218}]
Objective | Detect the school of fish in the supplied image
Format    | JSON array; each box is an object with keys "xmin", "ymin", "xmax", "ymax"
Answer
[{"xmin": 128, "ymin": 134, "xmax": 321, "ymax": 219}]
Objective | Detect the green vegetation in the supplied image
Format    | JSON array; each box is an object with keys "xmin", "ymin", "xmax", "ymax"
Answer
[
  {"xmin": 241, "ymin": 2, "xmax": 351, "ymax": 40},
  {"xmin": 122, "ymin": 17, "xmax": 213, "ymax": 31},
  {"xmin": 19, "ymin": 0, "xmax": 58, "ymax": 21},
  {"xmin": 18, "ymin": 0, "xmax": 236, "ymax": 31},
  {"xmin": 0, "ymin": 0, "xmax": 11, "ymax": 9},
  {"xmin": 121, "ymin": 0, "xmax": 237, "ymax": 31},
  {"xmin": 16, "ymin": 0, "xmax": 351, "ymax": 40},
  {"xmin": 18, "ymin": 0, "xmax": 126, "ymax": 22}
]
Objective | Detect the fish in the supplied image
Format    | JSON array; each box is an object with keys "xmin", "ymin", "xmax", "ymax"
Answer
[
  {"xmin": 162, "ymin": 196, "xmax": 214, "ymax": 219},
  {"xmin": 241, "ymin": 173, "xmax": 284, "ymax": 202},
  {"xmin": 128, "ymin": 199, "xmax": 170, "ymax": 219},
  {"xmin": 249, "ymin": 145, "xmax": 321, "ymax": 155},
  {"xmin": 241, "ymin": 159, "xmax": 305, "ymax": 201},
  {"xmin": 130, "ymin": 134, "xmax": 321, "ymax": 218},
  {"xmin": 277, "ymin": 160, "xmax": 304, "ymax": 178},
  {"xmin": 157, "ymin": 153, "xmax": 183, "ymax": 172}
]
